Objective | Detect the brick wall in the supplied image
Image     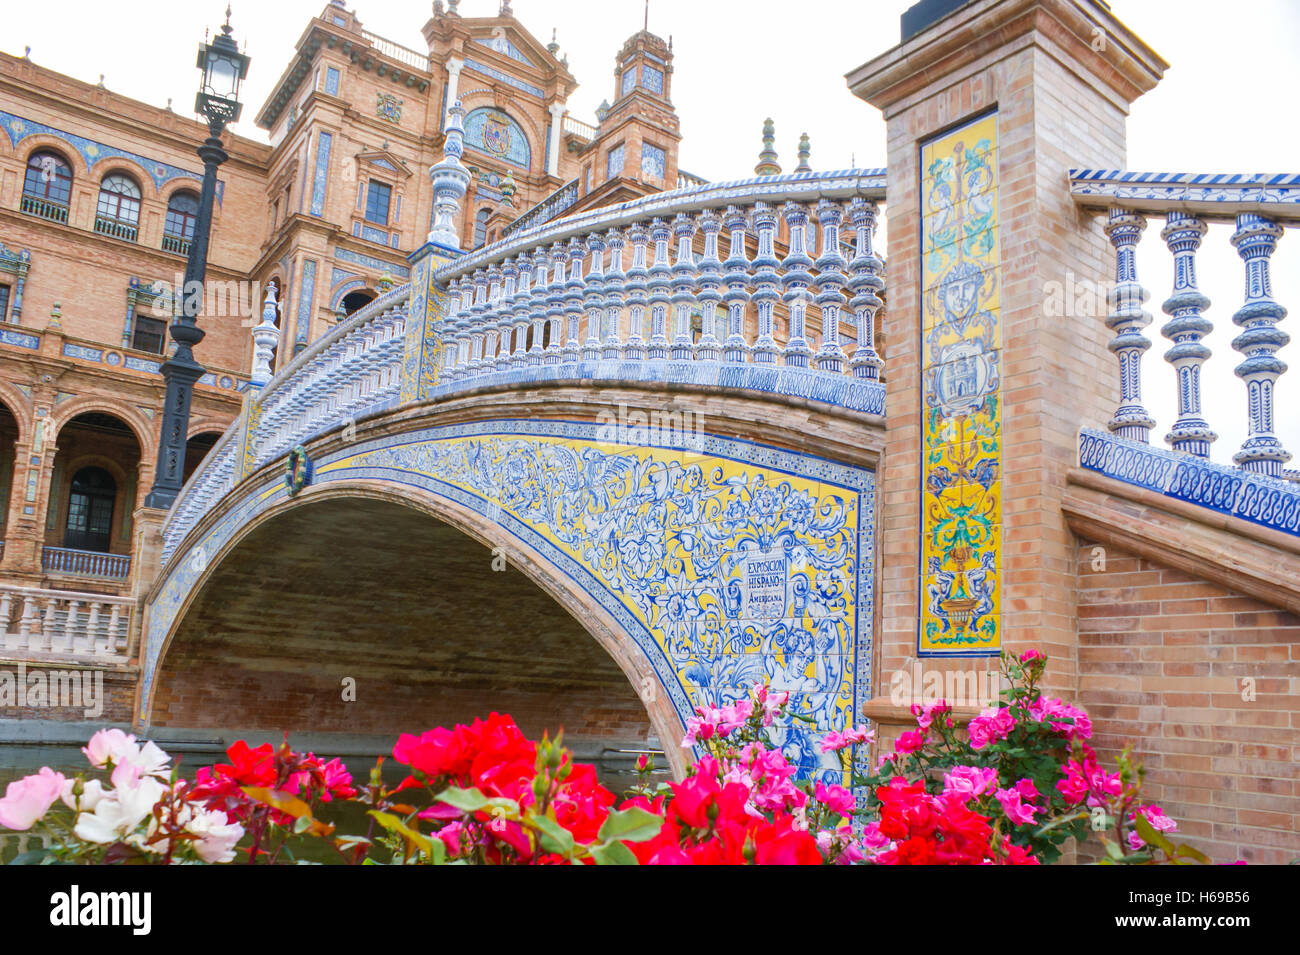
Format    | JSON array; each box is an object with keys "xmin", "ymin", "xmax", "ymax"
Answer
[
  {"xmin": 151, "ymin": 495, "xmax": 655, "ymax": 749},
  {"xmin": 1076, "ymin": 542, "xmax": 1300, "ymax": 864}
]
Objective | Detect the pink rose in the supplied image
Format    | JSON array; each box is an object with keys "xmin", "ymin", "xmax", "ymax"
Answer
[
  {"xmin": 942, "ymin": 765, "xmax": 998, "ymax": 800},
  {"xmin": 0, "ymin": 768, "xmax": 66, "ymax": 830},
  {"xmin": 967, "ymin": 706, "xmax": 1015, "ymax": 750},
  {"xmin": 82, "ymin": 728, "xmax": 137, "ymax": 769},
  {"xmin": 814, "ymin": 781, "xmax": 856, "ymax": 818},
  {"xmin": 894, "ymin": 731, "xmax": 926, "ymax": 755},
  {"xmin": 995, "ymin": 786, "xmax": 1040, "ymax": 826}
]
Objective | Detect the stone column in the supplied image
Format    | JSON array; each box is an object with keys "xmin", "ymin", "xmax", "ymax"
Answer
[
  {"xmin": 547, "ymin": 101, "xmax": 566, "ymax": 178},
  {"xmin": 129, "ymin": 506, "xmax": 167, "ymax": 667},
  {"xmin": 846, "ymin": 0, "xmax": 1166, "ymax": 727},
  {"xmin": 443, "ymin": 57, "xmax": 463, "ymax": 130}
]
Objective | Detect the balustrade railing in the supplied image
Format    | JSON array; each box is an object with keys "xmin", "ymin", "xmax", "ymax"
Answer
[
  {"xmin": 501, "ymin": 178, "xmax": 578, "ymax": 238},
  {"xmin": 20, "ymin": 194, "xmax": 68, "ymax": 224},
  {"xmin": 41, "ymin": 547, "xmax": 131, "ymax": 580},
  {"xmin": 678, "ymin": 169, "xmax": 708, "ymax": 189},
  {"xmin": 361, "ymin": 30, "xmax": 429, "ymax": 70},
  {"xmin": 562, "ymin": 115, "xmax": 598, "ymax": 140},
  {"xmin": 162, "ymin": 234, "xmax": 191, "ymax": 256},
  {"xmin": 94, "ymin": 214, "xmax": 138, "ymax": 242},
  {"xmin": 162, "ymin": 171, "xmax": 888, "ymax": 570},
  {"xmin": 0, "ymin": 585, "xmax": 134, "ymax": 661},
  {"xmin": 1070, "ymin": 169, "xmax": 1300, "ymax": 534},
  {"xmin": 430, "ymin": 168, "xmax": 888, "ymax": 413},
  {"xmin": 160, "ymin": 285, "xmax": 410, "ymax": 567}
]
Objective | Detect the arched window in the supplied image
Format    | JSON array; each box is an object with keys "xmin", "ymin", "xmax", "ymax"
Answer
[
  {"xmin": 462, "ymin": 107, "xmax": 532, "ymax": 170},
  {"xmin": 95, "ymin": 174, "xmax": 142, "ymax": 241},
  {"xmin": 21, "ymin": 151, "xmax": 73, "ymax": 222},
  {"xmin": 64, "ymin": 466, "xmax": 116, "ymax": 553},
  {"xmin": 163, "ymin": 191, "xmax": 199, "ymax": 255},
  {"xmin": 473, "ymin": 208, "xmax": 491, "ymax": 248}
]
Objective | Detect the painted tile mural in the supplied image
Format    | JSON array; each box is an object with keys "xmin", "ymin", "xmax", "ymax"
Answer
[
  {"xmin": 143, "ymin": 420, "xmax": 875, "ymax": 786},
  {"xmin": 918, "ymin": 110, "xmax": 1002, "ymax": 656}
]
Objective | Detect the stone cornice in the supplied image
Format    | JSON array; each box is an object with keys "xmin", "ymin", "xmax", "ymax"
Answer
[
  {"xmin": 846, "ymin": 0, "xmax": 1167, "ymax": 117},
  {"xmin": 1062, "ymin": 468, "xmax": 1300, "ymax": 616},
  {"xmin": 0, "ymin": 52, "xmax": 269, "ymax": 170}
]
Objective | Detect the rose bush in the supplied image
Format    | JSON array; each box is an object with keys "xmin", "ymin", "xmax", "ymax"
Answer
[
  {"xmin": 852, "ymin": 649, "xmax": 1211, "ymax": 865},
  {"xmin": 0, "ymin": 650, "xmax": 1211, "ymax": 865}
]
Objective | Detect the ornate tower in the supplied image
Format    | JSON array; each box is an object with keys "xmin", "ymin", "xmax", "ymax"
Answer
[{"xmin": 569, "ymin": 28, "xmax": 683, "ymax": 213}]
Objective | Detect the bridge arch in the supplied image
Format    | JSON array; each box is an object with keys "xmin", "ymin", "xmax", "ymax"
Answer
[{"xmin": 142, "ymin": 477, "xmax": 689, "ymax": 775}]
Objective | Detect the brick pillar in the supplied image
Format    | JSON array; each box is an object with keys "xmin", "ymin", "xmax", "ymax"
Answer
[
  {"xmin": 0, "ymin": 437, "xmax": 41, "ymax": 581},
  {"xmin": 847, "ymin": 0, "xmax": 1166, "ymax": 724}
]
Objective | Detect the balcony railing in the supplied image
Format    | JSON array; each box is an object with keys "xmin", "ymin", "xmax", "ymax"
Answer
[
  {"xmin": 563, "ymin": 115, "xmax": 598, "ymax": 140},
  {"xmin": 94, "ymin": 214, "xmax": 138, "ymax": 242},
  {"xmin": 41, "ymin": 546, "xmax": 132, "ymax": 580},
  {"xmin": 678, "ymin": 169, "xmax": 708, "ymax": 189},
  {"xmin": 162, "ymin": 233, "xmax": 192, "ymax": 256},
  {"xmin": 161, "ymin": 284, "xmax": 410, "ymax": 567},
  {"xmin": 20, "ymin": 194, "xmax": 69, "ymax": 224},
  {"xmin": 431, "ymin": 168, "xmax": 888, "ymax": 414},
  {"xmin": 361, "ymin": 30, "xmax": 428, "ymax": 70},
  {"xmin": 501, "ymin": 178, "xmax": 578, "ymax": 239},
  {"xmin": 0, "ymin": 584, "xmax": 135, "ymax": 662},
  {"xmin": 1069, "ymin": 169, "xmax": 1300, "ymax": 537}
]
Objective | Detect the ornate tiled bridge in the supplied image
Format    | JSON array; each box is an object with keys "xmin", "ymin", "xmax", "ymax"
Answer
[{"xmin": 129, "ymin": 0, "xmax": 1300, "ymax": 858}]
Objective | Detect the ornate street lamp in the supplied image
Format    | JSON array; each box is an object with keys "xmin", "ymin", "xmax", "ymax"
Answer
[{"xmin": 145, "ymin": 7, "xmax": 249, "ymax": 509}]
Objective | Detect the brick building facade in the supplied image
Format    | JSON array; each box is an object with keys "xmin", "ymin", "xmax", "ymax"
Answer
[{"xmin": 0, "ymin": 1, "xmax": 684, "ymax": 602}]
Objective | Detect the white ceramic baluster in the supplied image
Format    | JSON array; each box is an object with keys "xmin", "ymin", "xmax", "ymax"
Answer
[
  {"xmin": 814, "ymin": 199, "xmax": 848, "ymax": 373},
  {"xmin": 722, "ymin": 206, "xmax": 751, "ymax": 363}
]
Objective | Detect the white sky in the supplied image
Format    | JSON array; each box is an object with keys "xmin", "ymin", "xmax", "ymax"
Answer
[{"xmin": 5, "ymin": 0, "xmax": 1298, "ymax": 466}]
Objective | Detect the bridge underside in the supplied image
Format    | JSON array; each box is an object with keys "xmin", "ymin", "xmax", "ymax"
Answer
[{"xmin": 150, "ymin": 497, "xmax": 655, "ymax": 751}]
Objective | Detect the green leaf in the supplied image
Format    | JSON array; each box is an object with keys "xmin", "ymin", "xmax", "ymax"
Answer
[
  {"xmin": 1174, "ymin": 843, "xmax": 1210, "ymax": 865},
  {"xmin": 242, "ymin": 786, "xmax": 314, "ymax": 819},
  {"xmin": 434, "ymin": 786, "xmax": 489, "ymax": 812},
  {"xmin": 596, "ymin": 806, "xmax": 664, "ymax": 845},
  {"xmin": 531, "ymin": 814, "xmax": 575, "ymax": 857},
  {"xmin": 590, "ymin": 841, "xmax": 640, "ymax": 865},
  {"xmin": 434, "ymin": 786, "xmax": 520, "ymax": 819},
  {"xmin": 8, "ymin": 848, "xmax": 50, "ymax": 865},
  {"xmin": 1134, "ymin": 813, "xmax": 1175, "ymax": 856},
  {"xmin": 368, "ymin": 810, "xmax": 433, "ymax": 857}
]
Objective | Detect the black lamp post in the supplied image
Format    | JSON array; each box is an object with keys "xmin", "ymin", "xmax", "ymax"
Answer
[{"xmin": 144, "ymin": 7, "xmax": 249, "ymax": 509}]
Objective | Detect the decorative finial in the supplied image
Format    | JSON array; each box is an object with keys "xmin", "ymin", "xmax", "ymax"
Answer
[
  {"xmin": 334, "ymin": 302, "xmax": 346, "ymax": 323},
  {"xmin": 23, "ymin": 45, "xmax": 31, "ymax": 60},
  {"xmin": 427, "ymin": 99, "xmax": 472, "ymax": 249},
  {"xmin": 500, "ymin": 0, "xmax": 513, "ymax": 15},
  {"xmin": 48, "ymin": 302, "xmax": 62, "ymax": 330},
  {"xmin": 547, "ymin": 28, "xmax": 559, "ymax": 55},
  {"xmin": 447, "ymin": 0, "xmax": 460, "ymax": 16},
  {"xmin": 754, "ymin": 118, "xmax": 781, "ymax": 176},
  {"xmin": 378, "ymin": 268, "xmax": 395, "ymax": 293},
  {"xmin": 432, "ymin": 0, "xmax": 444, "ymax": 14},
  {"xmin": 644, "ymin": 0, "xmax": 649, "ymax": 32},
  {"xmin": 250, "ymin": 284, "xmax": 281, "ymax": 386},
  {"xmin": 795, "ymin": 132, "xmax": 811, "ymax": 173},
  {"xmin": 595, "ymin": 99, "xmax": 611, "ymax": 122},
  {"xmin": 97, "ymin": 74, "xmax": 105, "ymax": 88},
  {"xmin": 221, "ymin": 5, "xmax": 233, "ymax": 36},
  {"xmin": 500, "ymin": 169, "xmax": 516, "ymax": 209}
]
